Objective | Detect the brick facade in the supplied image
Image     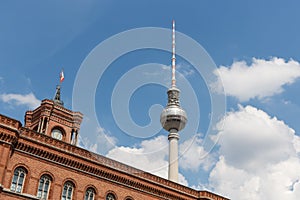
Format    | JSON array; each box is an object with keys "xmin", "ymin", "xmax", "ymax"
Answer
[{"xmin": 0, "ymin": 99, "xmax": 229, "ymax": 200}]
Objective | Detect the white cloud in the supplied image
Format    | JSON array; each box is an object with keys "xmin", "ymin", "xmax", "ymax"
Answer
[
  {"xmin": 293, "ymin": 136, "xmax": 300, "ymax": 155},
  {"xmin": 179, "ymin": 134, "xmax": 215, "ymax": 172},
  {"xmin": 0, "ymin": 92, "xmax": 40, "ymax": 109},
  {"xmin": 106, "ymin": 136, "xmax": 168, "ymax": 176},
  {"xmin": 209, "ymin": 105, "xmax": 300, "ymax": 200},
  {"xmin": 213, "ymin": 57, "xmax": 300, "ymax": 101},
  {"xmin": 142, "ymin": 64, "xmax": 169, "ymax": 77},
  {"xmin": 79, "ymin": 126, "xmax": 117, "ymax": 154},
  {"xmin": 177, "ymin": 63, "xmax": 195, "ymax": 77},
  {"xmin": 210, "ymin": 156, "xmax": 300, "ymax": 200},
  {"xmin": 216, "ymin": 105, "xmax": 296, "ymax": 170},
  {"xmin": 209, "ymin": 156, "xmax": 261, "ymax": 200},
  {"xmin": 106, "ymin": 135, "xmax": 188, "ymax": 186},
  {"xmin": 143, "ymin": 63, "xmax": 194, "ymax": 80},
  {"xmin": 161, "ymin": 64, "xmax": 170, "ymax": 71}
]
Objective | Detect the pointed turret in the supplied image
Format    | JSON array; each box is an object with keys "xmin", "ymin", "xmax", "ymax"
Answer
[{"xmin": 53, "ymin": 85, "xmax": 64, "ymax": 106}]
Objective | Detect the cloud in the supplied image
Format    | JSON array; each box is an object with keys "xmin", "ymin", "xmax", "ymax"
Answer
[
  {"xmin": 106, "ymin": 136, "xmax": 168, "ymax": 176},
  {"xmin": 78, "ymin": 126, "xmax": 117, "ymax": 154},
  {"xmin": 106, "ymin": 135, "xmax": 188, "ymax": 186},
  {"xmin": 142, "ymin": 64, "xmax": 169, "ymax": 77},
  {"xmin": 179, "ymin": 134, "xmax": 215, "ymax": 172},
  {"xmin": 177, "ymin": 63, "xmax": 195, "ymax": 77},
  {"xmin": 143, "ymin": 63, "xmax": 194, "ymax": 81},
  {"xmin": 209, "ymin": 105, "xmax": 300, "ymax": 200},
  {"xmin": 216, "ymin": 105, "xmax": 296, "ymax": 170},
  {"xmin": 0, "ymin": 92, "xmax": 40, "ymax": 109},
  {"xmin": 293, "ymin": 136, "xmax": 300, "ymax": 155},
  {"xmin": 212, "ymin": 57, "xmax": 300, "ymax": 101}
]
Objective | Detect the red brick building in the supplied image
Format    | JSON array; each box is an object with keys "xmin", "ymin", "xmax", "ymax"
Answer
[{"xmin": 0, "ymin": 97, "xmax": 229, "ymax": 200}]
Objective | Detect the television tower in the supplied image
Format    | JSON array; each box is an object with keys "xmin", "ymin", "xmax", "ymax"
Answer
[{"xmin": 160, "ymin": 20, "xmax": 187, "ymax": 183}]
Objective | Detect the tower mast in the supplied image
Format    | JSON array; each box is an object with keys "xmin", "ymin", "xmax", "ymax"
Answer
[
  {"xmin": 160, "ymin": 20, "xmax": 187, "ymax": 183},
  {"xmin": 172, "ymin": 20, "xmax": 176, "ymax": 87}
]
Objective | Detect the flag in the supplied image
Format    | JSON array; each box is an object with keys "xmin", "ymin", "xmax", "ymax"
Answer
[{"xmin": 60, "ymin": 70, "xmax": 64, "ymax": 83}]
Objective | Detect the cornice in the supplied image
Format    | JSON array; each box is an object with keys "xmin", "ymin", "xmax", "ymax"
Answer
[
  {"xmin": 0, "ymin": 114, "xmax": 22, "ymax": 131},
  {"xmin": 40, "ymin": 99, "xmax": 83, "ymax": 118},
  {"xmin": 15, "ymin": 142, "xmax": 189, "ymax": 200}
]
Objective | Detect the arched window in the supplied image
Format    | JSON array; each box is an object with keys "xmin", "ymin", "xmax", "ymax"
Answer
[
  {"xmin": 84, "ymin": 187, "xmax": 95, "ymax": 200},
  {"xmin": 37, "ymin": 174, "xmax": 52, "ymax": 199},
  {"xmin": 106, "ymin": 193, "xmax": 116, "ymax": 200},
  {"xmin": 61, "ymin": 181, "xmax": 74, "ymax": 200},
  {"xmin": 10, "ymin": 167, "xmax": 27, "ymax": 193}
]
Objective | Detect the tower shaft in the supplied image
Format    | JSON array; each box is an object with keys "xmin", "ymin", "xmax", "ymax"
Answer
[{"xmin": 168, "ymin": 129, "xmax": 179, "ymax": 182}]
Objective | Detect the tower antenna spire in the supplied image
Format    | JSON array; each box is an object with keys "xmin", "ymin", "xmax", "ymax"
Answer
[{"xmin": 171, "ymin": 20, "xmax": 176, "ymax": 87}]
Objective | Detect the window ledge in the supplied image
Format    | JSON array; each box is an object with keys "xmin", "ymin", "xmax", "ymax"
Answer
[{"xmin": 1, "ymin": 186, "xmax": 40, "ymax": 200}]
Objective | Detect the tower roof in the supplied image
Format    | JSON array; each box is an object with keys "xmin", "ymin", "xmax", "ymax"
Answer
[{"xmin": 53, "ymin": 85, "xmax": 64, "ymax": 106}]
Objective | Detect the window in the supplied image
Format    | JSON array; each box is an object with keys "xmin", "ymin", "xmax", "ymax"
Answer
[
  {"xmin": 61, "ymin": 181, "xmax": 74, "ymax": 200},
  {"xmin": 84, "ymin": 188, "xmax": 95, "ymax": 200},
  {"xmin": 106, "ymin": 193, "xmax": 116, "ymax": 200},
  {"xmin": 10, "ymin": 167, "xmax": 26, "ymax": 193},
  {"xmin": 37, "ymin": 175, "xmax": 52, "ymax": 199}
]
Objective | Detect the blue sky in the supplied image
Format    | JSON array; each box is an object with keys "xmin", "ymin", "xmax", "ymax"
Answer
[{"xmin": 1, "ymin": 1, "xmax": 300, "ymax": 199}]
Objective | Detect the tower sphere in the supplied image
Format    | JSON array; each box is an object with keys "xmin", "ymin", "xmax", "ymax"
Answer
[{"xmin": 160, "ymin": 87, "xmax": 187, "ymax": 132}]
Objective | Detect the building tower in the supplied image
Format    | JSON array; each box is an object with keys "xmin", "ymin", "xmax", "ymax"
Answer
[
  {"xmin": 160, "ymin": 20, "xmax": 187, "ymax": 183},
  {"xmin": 24, "ymin": 85, "xmax": 83, "ymax": 145}
]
